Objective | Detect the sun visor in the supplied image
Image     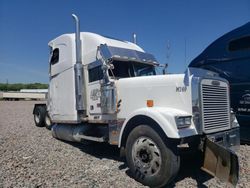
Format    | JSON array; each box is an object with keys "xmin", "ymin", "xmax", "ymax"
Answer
[{"xmin": 99, "ymin": 44, "xmax": 158, "ymax": 65}]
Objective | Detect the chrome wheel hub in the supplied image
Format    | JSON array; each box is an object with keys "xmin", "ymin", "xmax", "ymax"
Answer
[
  {"xmin": 132, "ymin": 137, "xmax": 162, "ymax": 176},
  {"xmin": 45, "ymin": 115, "xmax": 51, "ymax": 126}
]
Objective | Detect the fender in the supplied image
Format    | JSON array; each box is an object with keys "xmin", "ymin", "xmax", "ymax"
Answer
[{"xmin": 118, "ymin": 107, "xmax": 198, "ymax": 147}]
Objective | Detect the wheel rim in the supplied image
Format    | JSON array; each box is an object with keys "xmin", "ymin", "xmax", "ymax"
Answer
[
  {"xmin": 132, "ymin": 136, "xmax": 162, "ymax": 176},
  {"xmin": 45, "ymin": 115, "xmax": 51, "ymax": 126},
  {"xmin": 35, "ymin": 112, "xmax": 40, "ymax": 123}
]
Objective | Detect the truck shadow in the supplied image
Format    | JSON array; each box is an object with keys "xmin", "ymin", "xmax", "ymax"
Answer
[
  {"xmin": 63, "ymin": 141, "xmax": 122, "ymax": 161},
  {"xmin": 65, "ymin": 141, "xmax": 213, "ymax": 187},
  {"xmin": 168, "ymin": 152, "xmax": 213, "ymax": 188}
]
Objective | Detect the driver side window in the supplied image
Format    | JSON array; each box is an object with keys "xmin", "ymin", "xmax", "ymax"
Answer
[{"xmin": 50, "ymin": 48, "xmax": 59, "ymax": 65}]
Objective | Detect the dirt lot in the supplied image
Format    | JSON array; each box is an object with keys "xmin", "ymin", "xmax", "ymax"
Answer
[{"xmin": 0, "ymin": 101, "xmax": 249, "ymax": 188}]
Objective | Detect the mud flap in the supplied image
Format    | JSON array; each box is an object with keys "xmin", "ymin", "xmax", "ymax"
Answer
[{"xmin": 201, "ymin": 138, "xmax": 239, "ymax": 186}]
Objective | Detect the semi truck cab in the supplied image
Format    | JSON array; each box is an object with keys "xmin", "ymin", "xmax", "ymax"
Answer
[{"xmin": 33, "ymin": 14, "xmax": 240, "ymax": 187}]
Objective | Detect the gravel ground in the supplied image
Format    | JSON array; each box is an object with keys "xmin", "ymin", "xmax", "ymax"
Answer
[{"xmin": 0, "ymin": 101, "xmax": 249, "ymax": 188}]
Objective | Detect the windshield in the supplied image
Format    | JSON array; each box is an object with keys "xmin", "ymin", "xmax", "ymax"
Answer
[
  {"xmin": 201, "ymin": 58, "xmax": 250, "ymax": 83},
  {"xmin": 109, "ymin": 60, "xmax": 156, "ymax": 79}
]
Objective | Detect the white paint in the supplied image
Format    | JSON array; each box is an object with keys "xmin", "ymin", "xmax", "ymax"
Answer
[
  {"xmin": 116, "ymin": 74, "xmax": 197, "ymax": 146},
  {"xmin": 47, "ymin": 32, "xmax": 230, "ymax": 147},
  {"xmin": 48, "ymin": 32, "xmax": 143, "ymax": 122},
  {"xmin": 20, "ymin": 89, "xmax": 48, "ymax": 93},
  {"xmin": 117, "ymin": 106, "xmax": 197, "ymax": 147}
]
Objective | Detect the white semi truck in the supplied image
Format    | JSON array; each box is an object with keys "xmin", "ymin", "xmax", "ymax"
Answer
[{"xmin": 33, "ymin": 15, "xmax": 240, "ymax": 187}]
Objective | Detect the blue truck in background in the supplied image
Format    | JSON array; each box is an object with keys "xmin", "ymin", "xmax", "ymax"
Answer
[{"xmin": 189, "ymin": 22, "xmax": 250, "ymax": 142}]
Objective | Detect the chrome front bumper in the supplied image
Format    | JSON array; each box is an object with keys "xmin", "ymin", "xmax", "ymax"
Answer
[{"xmin": 206, "ymin": 127, "xmax": 240, "ymax": 152}]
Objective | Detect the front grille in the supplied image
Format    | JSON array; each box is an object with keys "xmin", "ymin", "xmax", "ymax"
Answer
[{"xmin": 201, "ymin": 79, "xmax": 230, "ymax": 133}]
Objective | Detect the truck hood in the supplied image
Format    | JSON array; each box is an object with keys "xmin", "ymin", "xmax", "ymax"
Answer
[{"xmin": 116, "ymin": 74, "xmax": 192, "ymax": 119}]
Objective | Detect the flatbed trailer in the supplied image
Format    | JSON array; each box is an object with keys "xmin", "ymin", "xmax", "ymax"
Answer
[{"xmin": 0, "ymin": 91, "xmax": 46, "ymax": 101}]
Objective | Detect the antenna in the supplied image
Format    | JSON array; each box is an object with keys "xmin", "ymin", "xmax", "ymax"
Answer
[
  {"xmin": 166, "ymin": 40, "xmax": 171, "ymax": 65},
  {"xmin": 163, "ymin": 40, "xmax": 171, "ymax": 74},
  {"xmin": 184, "ymin": 38, "xmax": 187, "ymax": 68}
]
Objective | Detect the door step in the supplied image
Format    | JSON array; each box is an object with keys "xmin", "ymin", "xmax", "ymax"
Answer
[{"xmin": 75, "ymin": 134, "xmax": 106, "ymax": 142}]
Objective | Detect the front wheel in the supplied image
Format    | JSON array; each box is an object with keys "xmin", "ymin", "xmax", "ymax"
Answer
[{"xmin": 126, "ymin": 125, "xmax": 180, "ymax": 187}]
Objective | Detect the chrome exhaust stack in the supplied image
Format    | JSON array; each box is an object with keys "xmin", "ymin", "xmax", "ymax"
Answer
[
  {"xmin": 132, "ymin": 33, "xmax": 137, "ymax": 44},
  {"xmin": 72, "ymin": 14, "xmax": 86, "ymax": 117},
  {"xmin": 72, "ymin": 14, "xmax": 82, "ymax": 65}
]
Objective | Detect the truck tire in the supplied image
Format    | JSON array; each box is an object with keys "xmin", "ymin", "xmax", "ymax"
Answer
[
  {"xmin": 126, "ymin": 125, "xmax": 180, "ymax": 188},
  {"xmin": 34, "ymin": 106, "xmax": 46, "ymax": 127},
  {"xmin": 45, "ymin": 112, "xmax": 52, "ymax": 130}
]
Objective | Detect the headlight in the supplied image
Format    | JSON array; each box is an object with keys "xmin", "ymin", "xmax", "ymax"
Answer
[{"xmin": 175, "ymin": 116, "xmax": 192, "ymax": 129}]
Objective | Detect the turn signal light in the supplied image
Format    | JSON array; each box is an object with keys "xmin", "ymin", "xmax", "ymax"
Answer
[{"xmin": 147, "ymin": 100, "xmax": 154, "ymax": 107}]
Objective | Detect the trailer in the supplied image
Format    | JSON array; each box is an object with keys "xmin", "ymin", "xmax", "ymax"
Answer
[
  {"xmin": 0, "ymin": 91, "xmax": 46, "ymax": 101},
  {"xmin": 33, "ymin": 14, "xmax": 240, "ymax": 187},
  {"xmin": 189, "ymin": 22, "xmax": 250, "ymax": 143}
]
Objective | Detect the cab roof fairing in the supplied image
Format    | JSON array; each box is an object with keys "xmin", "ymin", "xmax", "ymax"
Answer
[
  {"xmin": 189, "ymin": 22, "xmax": 250, "ymax": 68},
  {"xmin": 48, "ymin": 32, "xmax": 145, "ymax": 55}
]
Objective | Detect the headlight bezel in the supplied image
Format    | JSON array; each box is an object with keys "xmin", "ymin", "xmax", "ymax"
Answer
[{"xmin": 175, "ymin": 116, "xmax": 192, "ymax": 129}]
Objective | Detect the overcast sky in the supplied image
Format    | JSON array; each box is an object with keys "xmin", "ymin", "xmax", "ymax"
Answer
[{"xmin": 0, "ymin": 0, "xmax": 249, "ymax": 83}]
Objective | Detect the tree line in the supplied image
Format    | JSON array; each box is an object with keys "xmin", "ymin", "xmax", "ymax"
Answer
[{"xmin": 0, "ymin": 83, "xmax": 48, "ymax": 91}]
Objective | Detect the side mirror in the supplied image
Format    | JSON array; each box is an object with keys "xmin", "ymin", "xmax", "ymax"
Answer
[
  {"xmin": 99, "ymin": 44, "xmax": 112, "ymax": 62},
  {"xmin": 109, "ymin": 64, "xmax": 114, "ymax": 70},
  {"xmin": 101, "ymin": 63, "xmax": 114, "ymax": 70},
  {"xmin": 101, "ymin": 62, "xmax": 114, "ymax": 84}
]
